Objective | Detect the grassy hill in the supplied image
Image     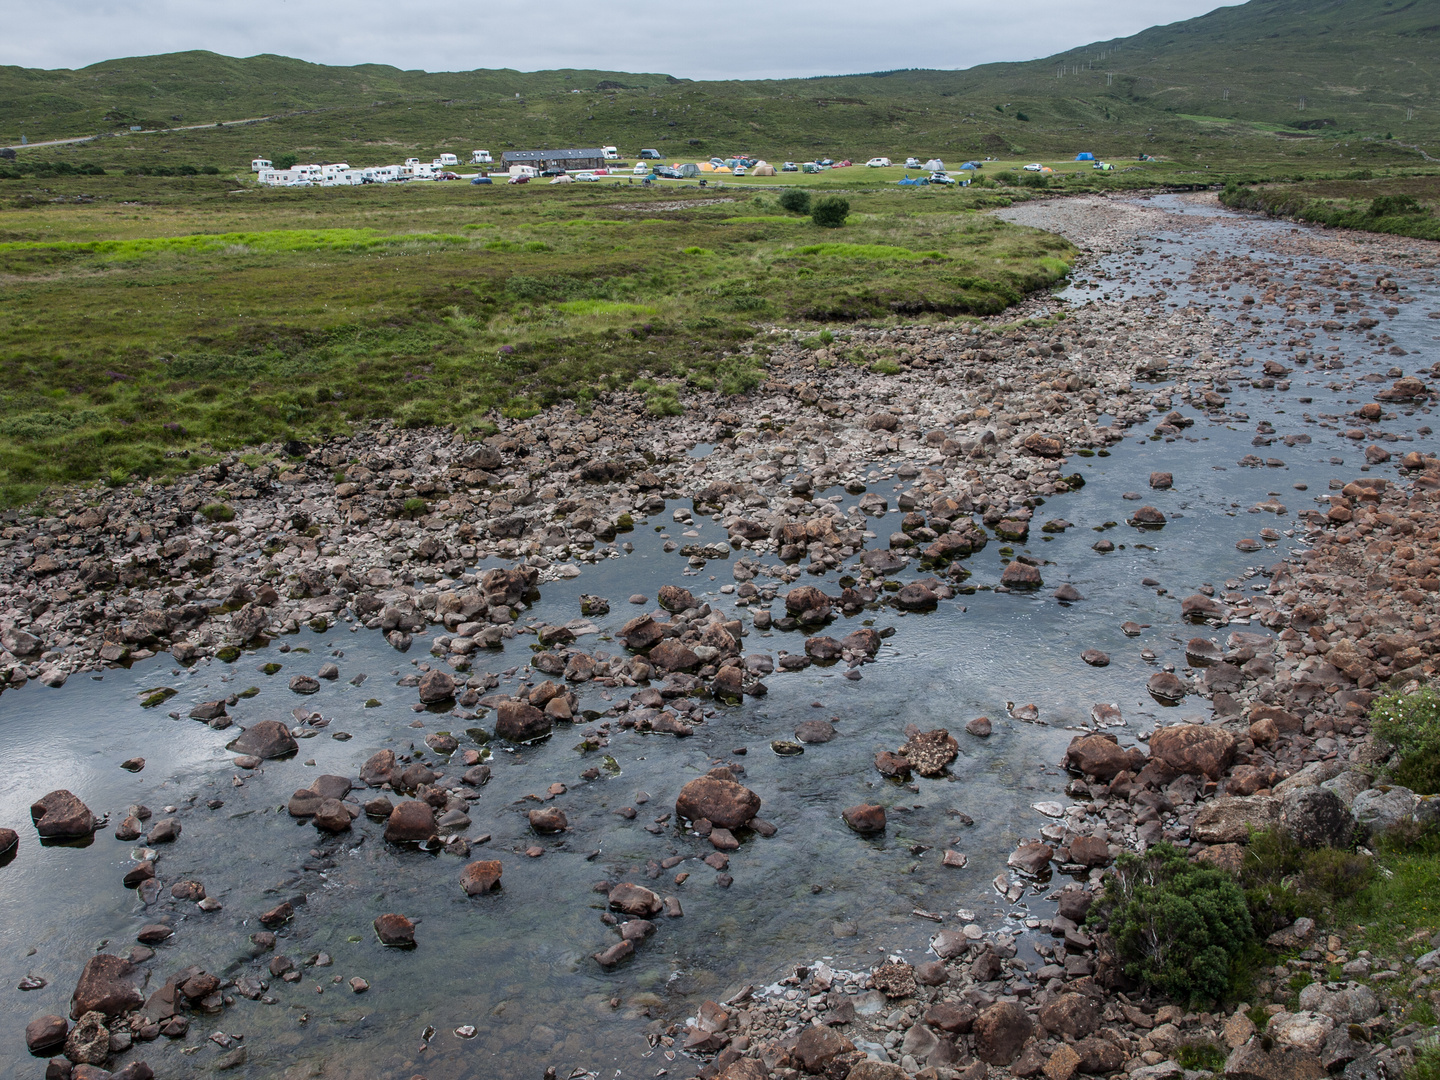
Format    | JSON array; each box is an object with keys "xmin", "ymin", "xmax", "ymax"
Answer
[{"xmin": 1, "ymin": 0, "xmax": 1436, "ymax": 172}]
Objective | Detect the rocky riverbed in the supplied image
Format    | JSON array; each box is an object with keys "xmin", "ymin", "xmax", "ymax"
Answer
[{"xmin": 2, "ymin": 191, "xmax": 1440, "ymax": 1080}]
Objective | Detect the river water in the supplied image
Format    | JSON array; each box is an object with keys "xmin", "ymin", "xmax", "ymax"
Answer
[{"xmin": 1, "ymin": 194, "xmax": 1436, "ymax": 1079}]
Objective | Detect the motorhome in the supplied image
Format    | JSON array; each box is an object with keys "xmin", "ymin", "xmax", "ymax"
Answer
[
  {"xmin": 411, "ymin": 162, "xmax": 439, "ymax": 179},
  {"xmin": 470, "ymin": 150, "xmax": 493, "ymax": 164},
  {"xmin": 602, "ymin": 146, "xmax": 619, "ymax": 160},
  {"xmin": 405, "ymin": 158, "xmax": 421, "ymax": 168},
  {"xmin": 507, "ymin": 164, "xmax": 539, "ymax": 179},
  {"xmin": 320, "ymin": 163, "xmax": 351, "ymax": 178},
  {"xmin": 251, "ymin": 158, "xmax": 272, "ymax": 172},
  {"xmin": 434, "ymin": 153, "xmax": 459, "ymax": 167}
]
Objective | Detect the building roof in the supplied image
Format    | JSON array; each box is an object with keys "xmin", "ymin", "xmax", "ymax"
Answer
[{"xmin": 502, "ymin": 148, "xmax": 606, "ymax": 161}]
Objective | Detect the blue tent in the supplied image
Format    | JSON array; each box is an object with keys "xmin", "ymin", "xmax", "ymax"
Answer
[
  {"xmin": 1075, "ymin": 152, "xmax": 1095, "ymax": 161},
  {"xmin": 959, "ymin": 161, "xmax": 978, "ymax": 170}
]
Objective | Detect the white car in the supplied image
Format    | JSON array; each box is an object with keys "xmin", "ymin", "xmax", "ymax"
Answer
[
  {"xmin": 632, "ymin": 162, "xmax": 650, "ymax": 175},
  {"xmin": 866, "ymin": 157, "xmax": 892, "ymax": 168},
  {"xmin": 904, "ymin": 157, "xmax": 921, "ymax": 169},
  {"xmin": 572, "ymin": 171, "xmax": 599, "ymax": 182},
  {"xmin": 1022, "ymin": 163, "xmax": 1044, "ymax": 172},
  {"xmin": 928, "ymin": 172, "xmax": 957, "ymax": 185}
]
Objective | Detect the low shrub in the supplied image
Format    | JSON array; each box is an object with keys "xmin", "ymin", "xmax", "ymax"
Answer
[
  {"xmin": 810, "ymin": 196, "xmax": 850, "ymax": 228},
  {"xmin": 1239, "ymin": 828, "xmax": 1374, "ymax": 932},
  {"xmin": 1370, "ymin": 685, "xmax": 1440, "ymax": 794},
  {"xmin": 1369, "ymin": 195, "xmax": 1425, "ymax": 217},
  {"xmin": 1093, "ymin": 842, "xmax": 1253, "ymax": 1004},
  {"xmin": 199, "ymin": 502, "xmax": 235, "ymax": 522},
  {"xmin": 778, "ymin": 189, "xmax": 811, "ymax": 215}
]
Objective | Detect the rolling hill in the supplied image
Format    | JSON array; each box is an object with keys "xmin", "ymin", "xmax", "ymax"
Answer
[{"xmin": 0, "ymin": 0, "xmax": 1435, "ymax": 166}]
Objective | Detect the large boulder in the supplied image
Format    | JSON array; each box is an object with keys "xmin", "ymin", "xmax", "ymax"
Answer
[
  {"xmin": 973, "ymin": 1001, "xmax": 1032, "ymax": 1065},
  {"xmin": 608, "ymin": 883, "xmax": 663, "ymax": 917},
  {"xmin": 1039, "ymin": 992, "xmax": 1098, "ymax": 1040},
  {"xmin": 494, "ymin": 700, "xmax": 552, "ymax": 742},
  {"xmin": 417, "ymin": 669, "xmax": 456, "ymax": 704},
  {"xmin": 1192, "ymin": 796, "xmax": 1282, "ymax": 844},
  {"xmin": 1281, "ymin": 788, "xmax": 1354, "ymax": 849},
  {"xmin": 1297, "ymin": 982, "xmax": 1379, "ymax": 1024},
  {"xmin": 793, "ymin": 1024, "xmax": 855, "ymax": 1073},
  {"xmin": 384, "ymin": 801, "xmax": 438, "ymax": 844},
  {"xmin": 30, "ymin": 791, "xmax": 97, "ymax": 837},
  {"xmin": 70, "ymin": 955, "xmax": 142, "ymax": 1019},
  {"xmin": 1350, "ymin": 786, "xmax": 1418, "ymax": 839},
  {"xmin": 675, "ymin": 769, "xmax": 760, "ymax": 830},
  {"xmin": 460, "ymin": 860, "xmax": 503, "ymax": 895},
  {"xmin": 1148, "ymin": 723, "xmax": 1236, "ymax": 779},
  {"xmin": 228, "ymin": 720, "xmax": 297, "ymax": 759},
  {"xmin": 1064, "ymin": 733, "xmax": 1146, "ymax": 780},
  {"xmin": 26, "ymin": 1014, "xmax": 69, "ymax": 1053},
  {"xmin": 359, "ymin": 749, "xmax": 397, "ymax": 787}
]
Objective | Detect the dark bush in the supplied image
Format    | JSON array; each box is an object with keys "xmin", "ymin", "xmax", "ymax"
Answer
[
  {"xmin": 273, "ymin": 153, "xmax": 298, "ymax": 170},
  {"xmin": 1238, "ymin": 828, "xmax": 1373, "ymax": 932},
  {"xmin": 1093, "ymin": 842, "xmax": 1253, "ymax": 1004},
  {"xmin": 778, "ymin": 189, "xmax": 811, "ymax": 214},
  {"xmin": 1016, "ymin": 112, "xmax": 1031, "ymax": 122},
  {"xmin": 810, "ymin": 196, "xmax": 850, "ymax": 228},
  {"xmin": 201, "ymin": 165, "xmax": 220, "ymax": 175},
  {"xmin": 1369, "ymin": 195, "xmax": 1425, "ymax": 217},
  {"xmin": 1019, "ymin": 173, "xmax": 1049, "ymax": 189}
]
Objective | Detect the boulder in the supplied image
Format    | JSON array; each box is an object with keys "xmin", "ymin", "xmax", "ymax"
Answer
[
  {"xmin": 1039, "ymin": 992, "xmax": 1098, "ymax": 1040},
  {"xmin": 648, "ymin": 639, "xmax": 700, "ymax": 672},
  {"xmin": 65, "ymin": 1011, "xmax": 110, "ymax": 1065},
  {"xmin": 384, "ymin": 801, "xmax": 438, "ymax": 844},
  {"xmin": 228, "ymin": 720, "xmax": 297, "ymax": 759},
  {"xmin": 1007, "ymin": 842, "xmax": 1053, "ymax": 876},
  {"xmin": 793, "ymin": 1023, "xmax": 855, "ymax": 1073},
  {"xmin": 417, "ymin": 669, "xmax": 456, "ymax": 704},
  {"xmin": 675, "ymin": 770, "xmax": 761, "ymax": 830},
  {"xmin": 312, "ymin": 799, "xmax": 352, "ymax": 833},
  {"xmin": 359, "ymin": 749, "xmax": 397, "ymax": 787},
  {"xmin": 1064, "ymin": 734, "xmax": 1146, "ymax": 780},
  {"xmin": 901, "ymin": 729, "xmax": 958, "ymax": 776},
  {"xmin": 26, "ymin": 1014, "xmax": 69, "ymax": 1053},
  {"xmin": 1148, "ymin": 723, "xmax": 1236, "ymax": 779},
  {"xmin": 1297, "ymin": 982, "xmax": 1379, "ymax": 1024},
  {"xmin": 460, "ymin": 860, "xmax": 503, "ymax": 895},
  {"xmin": 608, "ymin": 883, "xmax": 664, "ymax": 917},
  {"xmin": 973, "ymin": 1001, "xmax": 1032, "ymax": 1065},
  {"xmin": 1267, "ymin": 1011, "xmax": 1334, "ymax": 1054},
  {"xmin": 1192, "ymin": 796, "xmax": 1282, "ymax": 843},
  {"xmin": 495, "ymin": 699, "xmax": 552, "ymax": 742},
  {"xmin": 30, "ymin": 791, "xmax": 97, "ymax": 837},
  {"xmin": 528, "ymin": 807, "xmax": 567, "ymax": 834},
  {"xmin": 1350, "ymin": 786, "xmax": 1418, "ymax": 838},
  {"xmin": 374, "ymin": 913, "xmax": 415, "ymax": 947},
  {"xmin": 842, "ymin": 804, "xmax": 886, "ymax": 834},
  {"xmin": 1281, "ymin": 787, "xmax": 1354, "ymax": 849},
  {"xmin": 69, "ymin": 955, "xmax": 141, "ymax": 1019}
]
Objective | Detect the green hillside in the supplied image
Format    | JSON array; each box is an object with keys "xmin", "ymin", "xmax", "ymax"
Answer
[{"xmin": 0, "ymin": 0, "xmax": 1436, "ymax": 171}]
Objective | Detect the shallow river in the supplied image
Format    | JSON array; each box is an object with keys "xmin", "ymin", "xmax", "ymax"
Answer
[{"xmin": 1, "ymin": 194, "xmax": 1436, "ymax": 1079}]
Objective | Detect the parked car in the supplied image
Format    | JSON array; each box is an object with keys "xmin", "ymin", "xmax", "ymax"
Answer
[
  {"xmin": 781, "ymin": 162, "xmax": 798, "ymax": 172},
  {"xmin": 904, "ymin": 157, "xmax": 921, "ymax": 168},
  {"xmin": 654, "ymin": 165, "xmax": 683, "ymax": 179},
  {"xmin": 819, "ymin": 158, "xmax": 834, "ymax": 166},
  {"xmin": 733, "ymin": 166, "xmax": 747, "ymax": 176},
  {"xmin": 572, "ymin": 171, "xmax": 599, "ymax": 181},
  {"xmin": 437, "ymin": 171, "xmax": 461, "ymax": 181},
  {"xmin": 470, "ymin": 176, "xmax": 492, "ymax": 185},
  {"xmin": 507, "ymin": 174, "xmax": 529, "ymax": 184},
  {"xmin": 639, "ymin": 149, "xmax": 662, "ymax": 159},
  {"xmin": 865, "ymin": 157, "xmax": 892, "ymax": 168},
  {"xmin": 1023, "ymin": 163, "xmax": 1044, "ymax": 172},
  {"xmin": 928, "ymin": 172, "xmax": 957, "ymax": 185},
  {"xmin": 632, "ymin": 162, "xmax": 650, "ymax": 175}
]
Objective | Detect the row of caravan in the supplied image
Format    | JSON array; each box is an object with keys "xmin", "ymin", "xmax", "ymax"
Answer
[{"xmin": 254, "ymin": 157, "xmax": 465, "ymax": 187}]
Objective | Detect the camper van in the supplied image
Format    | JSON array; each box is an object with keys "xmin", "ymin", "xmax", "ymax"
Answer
[
  {"xmin": 638, "ymin": 149, "xmax": 662, "ymax": 159},
  {"xmin": 471, "ymin": 150, "xmax": 493, "ymax": 164},
  {"xmin": 405, "ymin": 158, "xmax": 421, "ymax": 168},
  {"xmin": 434, "ymin": 154, "xmax": 459, "ymax": 167},
  {"xmin": 251, "ymin": 158, "xmax": 272, "ymax": 172},
  {"xmin": 320, "ymin": 163, "xmax": 351, "ymax": 178},
  {"xmin": 602, "ymin": 146, "xmax": 620, "ymax": 160}
]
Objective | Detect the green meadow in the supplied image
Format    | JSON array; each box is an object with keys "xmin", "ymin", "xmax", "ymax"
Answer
[{"xmin": 0, "ymin": 177, "xmax": 1074, "ymax": 506}]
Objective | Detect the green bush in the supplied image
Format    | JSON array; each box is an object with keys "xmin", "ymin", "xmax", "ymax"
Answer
[
  {"xmin": 1239, "ymin": 828, "xmax": 1374, "ymax": 932},
  {"xmin": 1094, "ymin": 843, "xmax": 1253, "ymax": 1004},
  {"xmin": 644, "ymin": 384, "xmax": 683, "ymax": 416},
  {"xmin": 1413, "ymin": 1038, "xmax": 1440, "ymax": 1080},
  {"xmin": 402, "ymin": 497, "xmax": 429, "ymax": 519},
  {"xmin": 778, "ymin": 189, "xmax": 811, "ymax": 214},
  {"xmin": 811, "ymin": 196, "xmax": 850, "ymax": 228},
  {"xmin": 273, "ymin": 153, "xmax": 298, "ymax": 170},
  {"xmin": 1369, "ymin": 195, "xmax": 1426, "ymax": 217},
  {"xmin": 1370, "ymin": 686, "xmax": 1440, "ymax": 794},
  {"xmin": 200, "ymin": 502, "xmax": 235, "ymax": 522}
]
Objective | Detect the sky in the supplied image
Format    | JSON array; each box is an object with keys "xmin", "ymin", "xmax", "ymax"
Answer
[{"xmin": 4, "ymin": 0, "xmax": 1236, "ymax": 79}]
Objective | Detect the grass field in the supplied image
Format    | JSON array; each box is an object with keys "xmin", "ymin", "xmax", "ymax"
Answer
[
  {"xmin": 1220, "ymin": 172, "xmax": 1440, "ymax": 240},
  {"xmin": 0, "ymin": 176, "xmax": 1074, "ymax": 506}
]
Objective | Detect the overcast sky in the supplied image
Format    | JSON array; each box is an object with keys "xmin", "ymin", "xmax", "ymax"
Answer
[{"xmin": 5, "ymin": 0, "xmax": 1234, "ymax": 79}]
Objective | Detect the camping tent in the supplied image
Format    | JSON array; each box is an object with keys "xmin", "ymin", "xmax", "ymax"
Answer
[
  {"xmin": 924, "ymin": 159, "xmax": 944, "ymax": 172},
  {"xmin": 678, "ymin": 163, "xmax": 701, "ymax": 178},
  {"xmin": 549, "ymin": 174, "xmax": 574, "ymax": 184},
  {"xmin": 1075, "ymin": 152, "xmax": 1095, "ymax": 161},
  {"xmin": 751, "ymin": 164, "xmax": 776, "ymax": 176},
  {"xmin": 958, "ymin": 161, "xmax": 978, "ymax": 170}
]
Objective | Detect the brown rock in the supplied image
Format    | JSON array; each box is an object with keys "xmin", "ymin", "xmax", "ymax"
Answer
[
  {"xmin": 1044, "ymin": 1043, "xmax": 1082, "ymax": 1080},
  {"xmin": 1008, "ymin": 842, "xmax": 1053, "ymax": 875},
  {"xmin": 359, "ymin": 749, "xmax": 397, "ymax": 786},
  {"xmin": 593, "ymin": 940, "xmax": 634, "ymax": 968},
  {"xmin": 69, "ymin": 955, "xmax": 141, "ymax": 1020},
  {"xmin": 1074, "ymin": 1035, "xmax": 1126, "ymax": 1074},
  {"xmin": 259, "ymin": 901, "xmax": 293, "ymax": 927},
  {"xmin": 1222, "ymin": 1037, "xmax": 1326, "ymax": 1080},
  {"xmin": 608, "ymin": 882, "xmax": 664, "ymax": 917},
  {"xmin": 675, "ymin": 770, "xmax": 761, "ymax": 830},
  {"xmin": 1149, "ymin": 723, "xmax": 1237, "ymax": 779},
  {"xmin": 974, "ymin": 1001, "xmax": 1033, "ymax": 1065},
  {"xmin": 1149, "ymin": 471, "xmax": 1173, "ymax": 489},
  {"xmin": 385, "ymin": 800, "xmax": 438, "ymax": 843},
  {"xmin": 374, "ymin": 913, "xmax": 415, "ymax": 947},
  {"xmin": 875, "ymin": 750, "xmax": 912, "ymax": 779},
  {"xmin": 460, "ymin": 860, "xmax": 503, "ymax": 895},
  {"xmin": 494, "ymin": 700, "xmax": 552, "ymax": 742},
  {"xmin": 417, "ymin": 669, "xmax": 456, "ymax": 703},
  {"xmin": 26, "ymin": 1014, "xmax": 69, "ymax": 1053},
  {"xmin": 648, "ymin": 639, "xmax": 701, "ymax": 672},
  {"xmin": 312, "ymin": 799, "xmax": 352, "ymax": 833},
  {"xmin": 842, "ymin": 804, "xmax": 886, "ymax": 834},
  {"xmin": 794, "ymin": 1023, "xmax": 855, "ymax": 1072},
  {"xmin": 1068, "ymin": 835, "xmax": 1111, "ymax": 867},
  {"xmin": 925, "ymin": 1002, "xmax": 976, "ymax": 1033},
  {"xmin": 228, "ymin": 720, "xmax": 297, "ymax": 759},
  {"xmin": 900, "ymin": 728, "xmax": 958, "ymax": 776},
  {"xmin": 1040, "ymin": 992, "xmax": 1099, "ymax": 1040},
  {"xmin": 528, "ymin": 807, "xmax": 567, "ymax": 834},
  {"xmin": 1001, "ymin": 561, "xmax": 1044, "ymax": 588},
  {"xmin": 1064, "ymin": 733, "xmax": 1146, "ymax": 781},
  {"xmin": 30, "ymin": 791, "xmax": 97, "ymax": 837},
  {"xmin": 65, "ymin": 1011, "xmax": 110, "ymax": 1065}
]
